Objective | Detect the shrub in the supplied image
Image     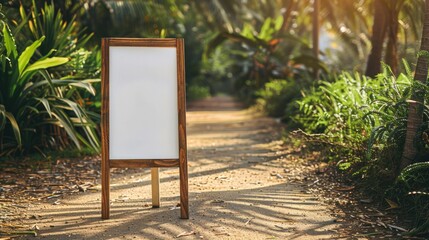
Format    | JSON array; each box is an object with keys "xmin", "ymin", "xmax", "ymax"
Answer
[
  {"xmin": 15, "ymin": 1, "xmax": 92, "ymax": 59},
  {"xmin": 294, "ymin": 72, "xmax": 374, "ymax": 140},
  {"xmin": 294, "ymin": 62, "xmax": 429, "ymax": 234},
  {"xmin": 16, "ymin": 1, "xmax": 102, "ymax": 114},
  {"xmin": 295, "ymin": 63, "xmax": 415, "ymax": 150},
  {"xmin": 187, "ymin": 85, "xmax": 210, "ymax": 101},
  {"xmin": 0, "ymin": 21, "xmax": 99, "ymax": 157},
  {"xmin": 256, "ymin": 79, "xmax": 300, "ymax": 118},
  {"xmin": 294, "ymin": 64, "xmax": 416, "ymax": 176}
]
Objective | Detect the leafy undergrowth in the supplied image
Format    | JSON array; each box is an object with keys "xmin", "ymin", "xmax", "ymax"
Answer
[
  {"xmin": 284, "ymin": 133, "xmax": 429, "ymax": 239},
  {"xmin": 289, "ymin": 64, "xmax": 429, "ymax": 237}
]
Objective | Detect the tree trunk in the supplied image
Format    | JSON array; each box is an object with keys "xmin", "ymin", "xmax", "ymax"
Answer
[
  {"xmin": 401, "ymin": 0, "xmax": 429, "ymax": 170},
  {"xmin": 365, "ymin": 0, "xmax": 388, "ymax": 78},
  {"xmin": 384, "ymin": 1, "xmax": 400, "ymax": 76},
  {"xmin": 312, "ymin": 0, "xmax": 320, "ymax": 79},
  {"xmin": 280, "ymin": 0, "xmax": 295, "ymax": 33}
]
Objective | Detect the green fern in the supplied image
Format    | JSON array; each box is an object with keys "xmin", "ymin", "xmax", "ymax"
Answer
[
  {"xmin": 394, "ymin": 162, "xmax": 429, "ymax": 235},
  {"xmin": 398, "ymin": 161, "xmax": 429, "ymax": 189}
]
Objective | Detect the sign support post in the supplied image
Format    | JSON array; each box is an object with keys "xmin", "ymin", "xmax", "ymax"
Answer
[
  {"xmin": 151, "ymin": 168, "xmax": 160, "ymax": 208},
  {"xmin": 101, "ymin": 38, "xmax": 188, "ymax": 219}
]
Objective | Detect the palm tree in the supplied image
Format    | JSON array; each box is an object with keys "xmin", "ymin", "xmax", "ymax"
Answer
[
  {"xmin": 401, "ymin": 0, "xmax": 429, "ymax": 169},
  {"xmin": 365, "ymin": 0, "xmax": 388, "ymax": 77},
  {"xmin": 383, "ymin": 0, "xmax": 403, "ymax": 76},
  {"xmin": 280, "ymin": 0, "xmax": 296, "ymax": 32},
  {"xmin": 313, "ymin": 0, "xmax": 320, "ymax": 78},
  {"xmin": 366, "ymin": 0, "xmax": 424, "ymax": 77}
]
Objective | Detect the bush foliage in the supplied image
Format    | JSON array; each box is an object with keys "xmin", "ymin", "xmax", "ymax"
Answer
[
  {"xmin": 292, "ymin": 63, "xmax": 429, "ymax": 234},
  {"xmin": 256, "ymin": 79, "xmax": 300, "ymax": 118},
  {"xmin": 0, "ymin": 3, "xmax": 100, "ymax": 157}
]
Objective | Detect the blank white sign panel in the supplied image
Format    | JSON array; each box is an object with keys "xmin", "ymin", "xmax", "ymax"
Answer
[{"xmin": 109, "ymin": 46, "xmax": 179, "ymax": 159}]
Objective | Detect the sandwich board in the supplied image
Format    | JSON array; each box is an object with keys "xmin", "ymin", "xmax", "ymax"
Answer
[{"xmin": 101, "ymin": 38, "xmax": 188, "ymax": 219}]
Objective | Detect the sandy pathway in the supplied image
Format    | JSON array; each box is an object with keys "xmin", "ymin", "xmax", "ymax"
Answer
[{"xmin": 21, "ymin": 96, "xmax": 342, "ymax": 239}]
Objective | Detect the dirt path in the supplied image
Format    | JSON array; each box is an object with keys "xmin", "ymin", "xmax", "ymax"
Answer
[{"xmin": 20, "ymin": 96, "xmax": 343, "ymax": 239}]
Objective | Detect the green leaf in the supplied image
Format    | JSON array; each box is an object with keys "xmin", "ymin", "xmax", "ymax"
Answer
[
  {"xmin": 2, "ymin": 24, "xmax": 18, "ymax": 58},
  {"xmin": 241, "ymin": 23, "xmax": 256, "ymax": 40},
  {"xmin": 24, "ymin": 79, "xmax": 95, "ymax": 94},
  {"xmin": 273, "ymin": 15, "xmax": 284, "ymax": 31},
  {"xmin": 160, "ymin": 28, "xmax": 167, "ymax": 38},
  {"xmin": 417, "ymin": 50, "xmax": 429, "ymax": 59},
  {"xmin": 19, "ymin": 4, "xmax": 27, "ymax": 21},
  {"xmin": 23, "ymin": 57, "xmax": 68, "ymax": 75},
  {"xmin": 59, "ymin": 98, "xmax": 84, "ymax": 123},
  {"xmin": 18, "ymin": 36, "xmax": 45, "ymax": 76},
  {"xmin": 35, "ymin": 98, "xmax": 52, "ymax": 117},
  {"xmin": 51, "ymin": 110, "xmax": 81, "ymax": 149},
  {"xmin": 0, "ymin": 105, "xmax": 6, "ymax": 131},
  {"xmin": 258, "ymin": 17, "xmax": 273, "ymax": 41},
  {"xmin": 13, "ymin": 5, "xmax": 30, "ymax": 36},
  {"xmin": 5, "ymin": 112, "xmax": 21, "ymax": 146},
  {"xmin": 69, "ymin": 82, "xmax": 96, "ymax": 96}
]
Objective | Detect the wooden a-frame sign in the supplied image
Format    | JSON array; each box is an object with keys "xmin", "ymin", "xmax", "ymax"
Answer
[{"xmin": 101, "ymin": 38, "xmax": 188, "ymax": 219}]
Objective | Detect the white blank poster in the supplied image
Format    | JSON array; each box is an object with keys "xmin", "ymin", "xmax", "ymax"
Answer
[{"xmin": 109, "ymin": 46, "xmax": 179, "ymax": 159}]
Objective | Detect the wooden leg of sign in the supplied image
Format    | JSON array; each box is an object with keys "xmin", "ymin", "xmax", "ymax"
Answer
[
  {"xmin": 151, "ymin": 168, "xmax": 160, "ymax": 208},
  {"xmin": 179, "ymin": 151, "xmax": 189, "ymax": 219},
  {"xmin": 101, "ymin": 161, "xmax": 110, "ymax": 219},
  {"xmin": 177, "ymin": 38, "xmax": 188, "ymax": 219}
]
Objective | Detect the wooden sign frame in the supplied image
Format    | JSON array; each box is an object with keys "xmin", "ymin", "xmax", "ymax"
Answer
[{"xmin": 101, "ymin": 38, "xmax": 188, "ymax": 219}]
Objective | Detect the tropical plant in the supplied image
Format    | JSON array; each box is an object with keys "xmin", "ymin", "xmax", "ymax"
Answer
[
  {"xmin": 201, "ymin": 9, "xmax": 325, "ymax": 103},
  {"xmin": 295, "ymin": 72, "xmax": 373, "ymax": 137},
  {"xmin": 0, "ymin": 22, "xmax": 99, "ymax": 156},
  {"xmin": 293, "ymin": 72, "xmax": 376, "ymax": 172},
  {"xmin": 18, "ymin": 1, "xmax": 103, "ymax": 114},
  {"xmin": 294, "ymin": 62, "xmax": 429, "ymax": 234},
  {"xmin": 16, "ymin": 1, "xmax": 91, "ymax": 57},
  {"xmin": 294, "ymin": 62, "xmax": 417, "ymax": 172},
  {"xmin": 13, "ymin": 1, "xmax": 96, "ymax": 79}
]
